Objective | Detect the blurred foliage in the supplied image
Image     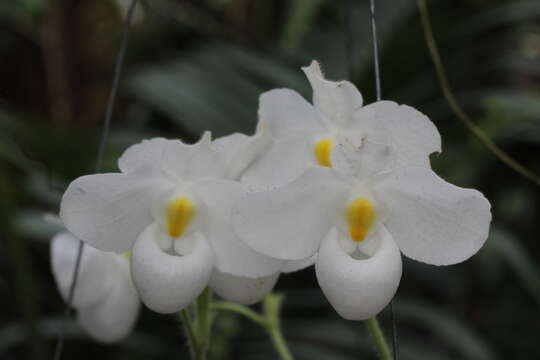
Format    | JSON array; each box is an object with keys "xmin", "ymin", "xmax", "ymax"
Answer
[{"xmin": 1, "ymin": 0, "xmax": 539, "ymax": 359}]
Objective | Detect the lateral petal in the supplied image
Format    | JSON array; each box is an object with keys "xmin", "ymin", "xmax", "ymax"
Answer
[
  {"xmin": 60, "ymin": 167, "xmax": 172, "ymax": 252},
  {"xmin": 193, "ymin": 179, "xmax": 283, "ymax": 278},
  {"xmin": 233, "ymin": 167, "xmax": 350, "ymax": 260},
  {"xmin": 375, "ymin": 167, "xmax": 491, "ymax": 265}
]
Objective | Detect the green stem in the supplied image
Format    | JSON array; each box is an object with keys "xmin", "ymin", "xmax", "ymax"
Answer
[
  {"xmin": 262, "ymin": 294, "xmax": 294, "ymax": 360},
  {"xmin": 365, "ymin": 317, "xmax": 392, "ymax": 360},
  {"xmin": 195, "ymin": 288, "xmax": 212, "ymax": 360},
  {"xmin": 211, "ymin": 294, "xmax": 294, "ymax": 360},
  {"xmin": 267, "ymin": 324, "xmax": 294, "ymax": 360},
  {"xmin": 180, "ymin": 309, "xmax": 197, "ymax": 359},
  {"xmin": 211, "ymin": 301, "xmax": 266, "ymax": 326}
]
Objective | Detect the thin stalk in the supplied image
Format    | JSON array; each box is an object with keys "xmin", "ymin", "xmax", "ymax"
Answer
[
  {"xmin": 417, "ymin": 0, "xmax": 540, "ymax": 187},
  {"xmin": 262, "ymin": 294, "xmax": 294, "ymax": 360},
  {"xmin": 211, "ymin": 301, "xmax": 266, "ymax": 326},
  {"xmin": 267, "ymin": 324, "xmax": 293, "ymax": 360},
  {"xmin": 52, "ymin": 2, "xmax": 139, "ymax": 360},
  {"xmin": 180, "ymin": 310, "xmax": 197, "ymax": 359},
  {"xmin": 211, "ymin": 294, "xmax": 294, "ymax": 360},
  {"xmin": 194, "ymin": 288, "xmax": 212, "ymax": 360},
  {"xmin": 365, "ymin": 317, "xmax": 392, "ymax": 360}
]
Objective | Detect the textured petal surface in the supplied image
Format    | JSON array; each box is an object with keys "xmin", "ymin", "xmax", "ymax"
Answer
[
  {"xmin": 234, "ymin": 167, "xmax": 351, "ymax": 260},
  {"xmin": 302, "ymin": 61, "xmax": 363, "ymax": 126},
  {"xmin": 315, "ymin": 227, "xmax": 402, "ymax": 320},
  {"xmin": 194, "ymin": 179, "xmax": 283, "ymax": 277},
  {"xmin": 118, "ymin": 137, "xmax": 170, "ymax": 173},
  {"xmin": 162, "ymin": 132, "xmax": 227, "ymax": 182},
  {"xmin": 51, "ymin": 232, "xmax": 115, "ymax": 308},
  {"xmin": 210, "ymin": 270, "xmax": 279, "ymax": 305},
  {"xmin": 376, "ymin": 167, "xmax": 491, "ymax": 265},
  {"xmin": 331, "ymin": 138, "xmax": 396, "ymax": 180},
  {"xmin": 259, "ymin": 88, "xmax": 326, "ymax": 139},
  {"xmin": 77, "ymin": 258, "xmax": 140, "ymax": 343},
  {"xmin": 131, "ymin": 224, "xmax": 214, "ymax": 313},
  {"xmin": 60, "ymin": 167, "xmax": 172, "ymax": 252},
  {"xmin": 212, "ymin": 130, "xmax": 271, "ymax": 180},
  {"xmin": 348, "ymin": 101, "xmax": 441, "ymax": 167},
  {"xmin": 240, "ymin": 135, "xmax": 315, "ymax": 191}
]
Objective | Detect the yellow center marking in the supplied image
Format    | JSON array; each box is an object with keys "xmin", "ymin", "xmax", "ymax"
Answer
[
  {"xmin": 314, "ymin": 138, "xmax": 334, "ymax": 167},
  {"xmin": 167, "ymin": 196, "xmax": 194, "ymax": 238},
  {"xmin": 346, "ymin": 197, "xmax": 376, "ymax": 242}
]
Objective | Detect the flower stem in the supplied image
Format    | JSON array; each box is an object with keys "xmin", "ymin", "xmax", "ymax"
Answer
[
  {"xmin": 262, "ymin": 294, "xmax": 294, "ymax": 360},
  {"xmin": 211, "ymin": 293, "xmax": 294, "ymax": 360},
  {"xmin": 179, "ymin": 309, "xmax": 197, "ymax": 359},
  {"xmin": 195, "ymin": 288, "xmax": 212, "ymax": 360},
  {"xmin": 365, "ymin": 317, "xmax": 392, "ymax": 360}
]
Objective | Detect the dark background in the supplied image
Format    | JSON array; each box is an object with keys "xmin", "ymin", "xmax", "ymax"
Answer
[{"xmin": 1, "ymin": 0, "xmax": 539, "ymax": 359}]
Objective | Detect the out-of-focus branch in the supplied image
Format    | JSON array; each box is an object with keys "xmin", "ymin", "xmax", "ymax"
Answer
[{"xmin": 417, "ymin": 0, "xmax": 540, "ymax": 187}]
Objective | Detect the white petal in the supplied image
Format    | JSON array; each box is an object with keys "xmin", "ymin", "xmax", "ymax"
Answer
[
  {"xmin": 375, "ymin": 167, "xmax": 491, "ymax": 265},
  {"xmin": 212, "ymin": 129, "xmax": 271, "ymax": 180},
  {"xmin": 281, "ymin": 255, "xmax": 317, "ymax": 273},
  {"xmin": 233, "ymin": 167, "xmax": 351, "ymax": 260},
  {"xmin": 315, "ymin": 227, "xmax": 402, "ymax": 320},
  {"xmin": 118, "ymin": 137, "xmax": 170, "ymax": 173},
  {"xmin": 131, "ymin": 224, "xmax": 214, "ymax": 313},
  {"xmin": 51, "ymin": 232, "xmax": 116, "ymax": 308},
  {"xmin": 77, "ymin": 258, "xmax": 140, "ymax": 343},
  {"xmin": 210, "ymin": 270, "xmax": 279, "ymax": 305},
  {"xmin": 60, "ymin": 167, "xmax": 172, "ymax": 252},
  {"xmin": 302, "ymin": 61, "xmax": 363, "ymax": 126},
  {"xmin": 348, "ymin": 101, "xmax": 441, "ymax": 167},
  {"xmin": 259, "ymin": 88, "xmax": 327, "ymax": 139},
  {"xmin": 331, "ymin": 138, "xmax": 396, "ymax": 180},
  {"xmin": 162, "ymin": 132, "xmax": 228, "ymax": 182},
  {"xmin": 240, "ymin": 135, "xmax": 315, "ymax": 191},
  {"xmin": 193, "ymin": 179, "xmax": 283, "ymax": 277}
]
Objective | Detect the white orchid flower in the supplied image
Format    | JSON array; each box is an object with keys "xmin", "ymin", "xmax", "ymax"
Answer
[
  {"xmin": 240, "ymin": 60, "xmax": 441, "ymax": 191},
  {"xmin": 51, "ymin": 231, "xmax": 140, "ymax": 342},
  {"xmin": 60, "ymin": 133, "xmax": 282, "ymax": 313},
  {"xmin": 233, "ymin": 129, "xmax": 491, "ymax": 320}
]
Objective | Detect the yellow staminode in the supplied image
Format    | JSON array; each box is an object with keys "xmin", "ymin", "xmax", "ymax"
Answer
[
  {"xmin": 167, "ymin": 196, "xmax": 195, "ymax": 238},
  {"xmin": 346, "ymin": 197, "xmax": 376, "ymax": 242},
  {"xmin": 315, "ymin": 138, "xmax": 334, "ymax": 167}
]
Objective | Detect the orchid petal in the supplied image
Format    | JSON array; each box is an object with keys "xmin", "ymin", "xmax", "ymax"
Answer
[
  {"xmin": 60, "ymin": 167, "xmax": 172, "ymax": 252},
  {"xmin": 240, "ymin": 135, "xmax": 314, "ymax": 191},
  {"xmin": 376, "ymin": 167, "xmax": 491, "ymax": 265},
  {"xmin": 118, "ymin": 137, "xmax": 170, "ymax": 173},
  {"xmin": 315, "ymin": 227, "xmax": 402, "ymax": 320},
  {"xmin": 348, "ymin": 101, "xmax": 441, "ymax": 167},
  {"xmin": 77, "ymin": 258, "xmax": 140, "ymax": 343},
  {"xmin": 259, "ymin": 88, "xmax": 326, "ymax": 139},
  {"xmin": 233, "ymin": 167, "xmax": 350, "ymax": 261},
  {"xmin": 162, "ymin": 132, "xmax": 227, "ymax": 181},
  {"xmin": 210, "ymin": 270, "xmax": 279, "ymax": 305},
  {"xmin": 212, "ymin": 129, "xmax": 270, "ymax": 180},
  {"xmin": 131, "ymin": 224, "xmax": 214, "ymax": 313},
  {"xmin": 51, "ymin": 232, "xmax": 115, "ymax": 308},
  {"xmin": 194, "ymin": 179, "xmax": 283, "ymax": 277},
  {"xmin": 302, "ymin": 60, "xmax": 363, "ymax": 126}
]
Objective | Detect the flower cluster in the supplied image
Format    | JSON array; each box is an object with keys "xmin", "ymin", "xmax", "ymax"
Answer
[{"xmin": 54, "ymin": 60, "xmax": 491, "ymax": 340}]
